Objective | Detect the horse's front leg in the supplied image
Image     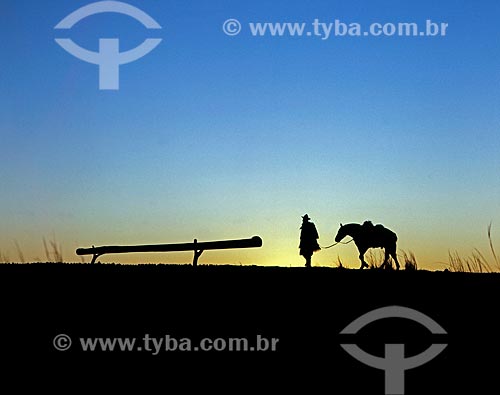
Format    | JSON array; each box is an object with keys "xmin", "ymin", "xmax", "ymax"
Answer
[{"xmin": 358, "ymin": 248, "xmax": 369, "ymax": 269}]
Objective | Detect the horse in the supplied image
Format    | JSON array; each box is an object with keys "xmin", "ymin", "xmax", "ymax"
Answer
[{"xmin": 335, "ymin": 222, "xmax": 400, "ymax": 270}]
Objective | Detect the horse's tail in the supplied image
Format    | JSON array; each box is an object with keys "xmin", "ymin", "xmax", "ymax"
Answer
[
  {"xmin": 391, "ymin": 231, "xmax": 398, "ymax": 243},
  {"xmin": 392, "ymin": 231, "xmax": 398, "ymax": 242},
  {"xmin": 384, "ymin": 228, "xmax": 398, "ymax": 242}
]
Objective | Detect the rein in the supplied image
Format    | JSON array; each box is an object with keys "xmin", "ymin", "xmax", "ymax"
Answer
[{"xmin": 321, "ymin": 238, "xmax": 354, "ymax": 249}]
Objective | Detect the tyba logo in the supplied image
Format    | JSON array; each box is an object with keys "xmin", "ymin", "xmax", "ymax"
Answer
[
  {"xmin": 340, "ymin": 306, "xmax": 447, "ymax": 395},
  {"xmin": 54, "ymin": 1, "xmax": 162, "ymax": 90}
]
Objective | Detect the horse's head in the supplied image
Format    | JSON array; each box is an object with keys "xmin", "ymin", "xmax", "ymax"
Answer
[{"xmin": 335, "ymin": 223, "xmax": 345, "ymax": 242}]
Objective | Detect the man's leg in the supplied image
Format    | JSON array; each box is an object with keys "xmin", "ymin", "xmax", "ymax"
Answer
[{"xmin": 305, "ymin": 254, "xmax": 312, "ymax": 268}]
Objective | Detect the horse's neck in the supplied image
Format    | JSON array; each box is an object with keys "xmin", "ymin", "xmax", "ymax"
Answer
[{"xmin": 344, "ymin": 224, "xmax": 361, "ymax": 238}]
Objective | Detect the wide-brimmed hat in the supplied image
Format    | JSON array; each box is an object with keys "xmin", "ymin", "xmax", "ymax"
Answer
[{"xmin": 302, "ymin": 214, "xmax": 310, "ymax": 221}]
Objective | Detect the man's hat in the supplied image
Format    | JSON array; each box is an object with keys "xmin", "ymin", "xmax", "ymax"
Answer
[{"xmin": 302, "ymin": 214, "xmax": 310, "ymax": 221}]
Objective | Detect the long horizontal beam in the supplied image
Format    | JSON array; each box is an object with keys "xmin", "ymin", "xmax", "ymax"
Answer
[{"xmin": 76, "ymin": 236, "xmax": 263, "ymax": 265}]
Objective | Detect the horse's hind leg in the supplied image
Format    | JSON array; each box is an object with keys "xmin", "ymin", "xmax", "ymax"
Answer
[
  {"xmin": 383, "ymin": 249, "xmax": 391, "ymax": 270},
  {"xmin": 389, "ymin": 245, "xmax": 400, "ymax": 270},
  {"xmin": 392, "ymin": 252, "xmax": 400, "ymax": 270}
]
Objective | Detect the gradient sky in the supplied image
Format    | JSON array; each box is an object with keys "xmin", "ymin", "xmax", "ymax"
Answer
[{"xmin": 1, "ymin": 0, "xmax": 499, "ymax": 269}]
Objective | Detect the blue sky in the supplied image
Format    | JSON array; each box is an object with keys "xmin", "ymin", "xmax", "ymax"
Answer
[{"xmin": 1, "ymin": 0, "xmax": 499, "ymax": 267}]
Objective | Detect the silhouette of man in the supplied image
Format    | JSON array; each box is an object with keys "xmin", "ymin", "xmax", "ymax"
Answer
[{"xmin": 299, "ymin": 214, "xmax": 320, "ymax": 267}]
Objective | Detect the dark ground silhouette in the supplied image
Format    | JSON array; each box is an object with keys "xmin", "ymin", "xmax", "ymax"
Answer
[{"xmin": 0, "ymin": 263, "xmax": 499, "ymax": 393}]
